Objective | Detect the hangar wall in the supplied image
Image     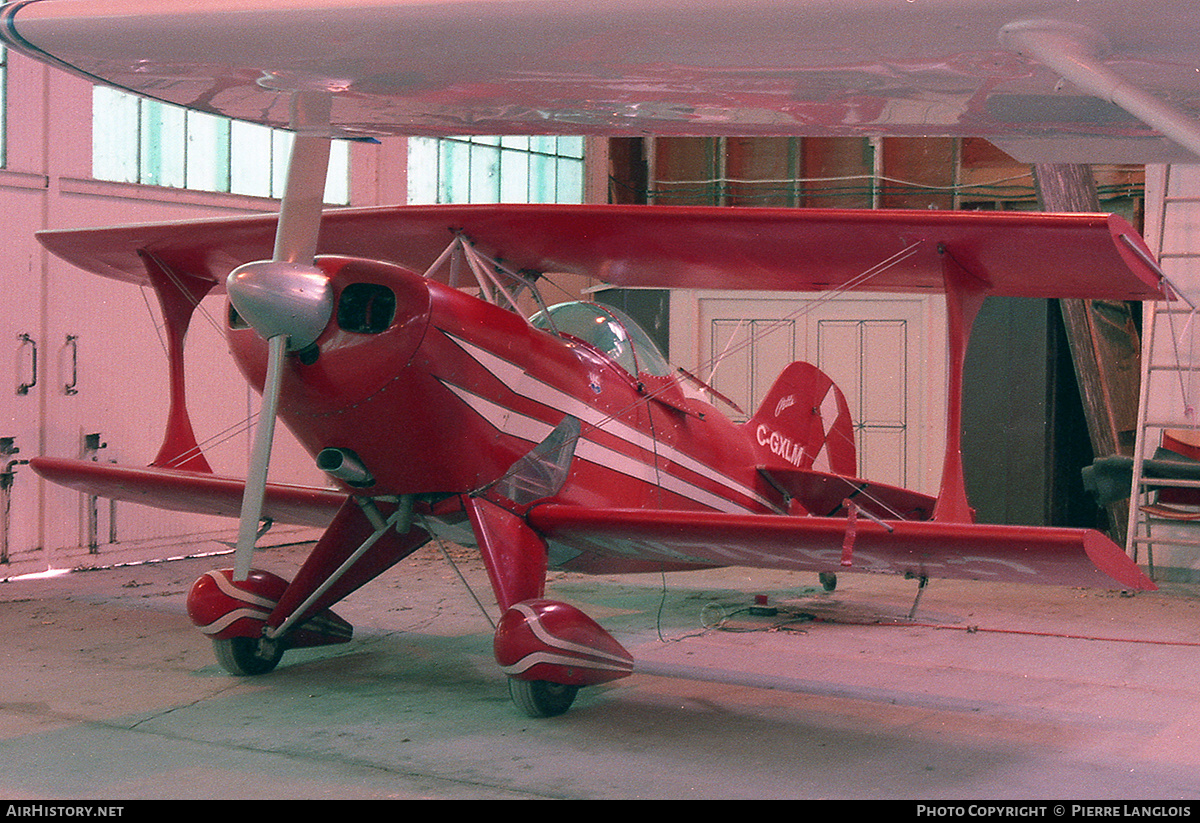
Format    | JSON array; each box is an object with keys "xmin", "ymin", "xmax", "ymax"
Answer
[
  {"xmin": 637, "ymin": 135, "xmax": 1146, "ymax": 527},
  {"xmin": 0, "ymin": 52, "xmax": 407, "ymax": 578},
  {"xmin": 0, "ymin": 46, "xmax": 1175, "ymax": 577}
]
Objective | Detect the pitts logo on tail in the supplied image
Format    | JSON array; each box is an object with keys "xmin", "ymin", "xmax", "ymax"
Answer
[{"xmin": 746, "ymin": 362, "xmax": 856, "ymax": 477}]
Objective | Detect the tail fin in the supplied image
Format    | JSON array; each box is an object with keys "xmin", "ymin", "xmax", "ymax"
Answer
[{"xmin": 745, "ymin": 361, "xmax": 856, "ymax": 477}]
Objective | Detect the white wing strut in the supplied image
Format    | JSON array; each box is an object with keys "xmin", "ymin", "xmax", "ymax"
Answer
[
  {"xmin": 1000, "ymin": 20, "xmax": 1200, "ymax": 160},
  {"xmin": 273, "ymin": 93, "xmax": 334, "ymax": 266}
]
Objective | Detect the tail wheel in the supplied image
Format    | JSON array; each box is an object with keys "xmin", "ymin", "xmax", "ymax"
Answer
[
  {"xmin": 508, "ymin": 678, "xmax": 579, "ymax": 718},
  {"xmin": 212, "ymin": 635, "xmax": 285, "ymax": 676}
]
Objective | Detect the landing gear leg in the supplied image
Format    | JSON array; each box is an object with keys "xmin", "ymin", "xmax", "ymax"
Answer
[
  {"xmin": 907, "ymin": 573, "xmax": 929, "ymax": 619},
  {"xmin": 508, "ymin": 678, "xmax": 580, "ymax": 718},
  {"xmin": 464, "ymin": 497, "xmax": 632, "ymax": 717}
]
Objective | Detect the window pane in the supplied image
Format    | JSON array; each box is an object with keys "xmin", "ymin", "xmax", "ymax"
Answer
[
  {"xmin": 140, "ymin": 101, "xmax": 186, "ymax": 188},
  {"xmin": 185, "ymin": 110, "xmax": 231, "ymax": 192},
  {"xmin": 500, "ymin": 149, "xmax": 530, "ymax": 203},
  {"xmin": 556, "ymin": 156, "xmax": 583, "ymax": 202},
  {"xmin": 439, "ymin": 139, "xmax": 471, "ymax": 203},
  {"xmin": 557, "ymin": 136, "xmax": 585, "ymax": 159},
  {"xmin": 529, "ymin": 152, "xmax": 557, "ymax": 203},
  {"xmin": 325, "ymin": 139, "xmax": 350, "ymax": 206},
  {"xmin": 529, "ymin": 136, "xmax": 557, "ymax": 155},
  {"xmin": 229, "ymin": 120, "xmax": 273, "ymax": 196},
  {"xmin": 468, "ymin": 141, "xmax": 501, "ymax": 203},
  {"xmin": 93, "ymin": 87, "xmax": 140, "ymax": 183},
  {"xmin": 270, "ymin": 130, "xmax": 293, "ymax": 199},
  {"xmin": 407, "ymin": 136, "xmax": 439, "ymax": 204}
]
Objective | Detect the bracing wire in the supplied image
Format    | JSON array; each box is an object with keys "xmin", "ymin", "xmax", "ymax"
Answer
[
  {"xmin": 456, "ymin": 235, "xmax": 925, "ymax": 518},
  {"xmin": 418, "ymin": 513, "xmax": 497, "ymax": 630}
]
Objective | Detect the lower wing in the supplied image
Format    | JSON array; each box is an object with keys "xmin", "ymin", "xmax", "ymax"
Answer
[
  {"xmin": 30, "ymin": 457, "xmax": 344, "ymax": 529},
  {"xmin": 32, "ymin": 457, "xmax": 1154, "ymax": 591},
  {"xmin": 526, "ymin": 505, "xmax": 1156, "ymax": 591}
]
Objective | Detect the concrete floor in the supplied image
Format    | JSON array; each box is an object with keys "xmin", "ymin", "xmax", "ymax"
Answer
[{"xmin": 1, "ymin": 540, "xmax": 1199, "ymax": 800}]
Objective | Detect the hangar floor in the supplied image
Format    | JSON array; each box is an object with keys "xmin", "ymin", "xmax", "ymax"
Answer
[{"xmin": 1, "ymin": 540, "xmax": 1198, "ymax": 800}]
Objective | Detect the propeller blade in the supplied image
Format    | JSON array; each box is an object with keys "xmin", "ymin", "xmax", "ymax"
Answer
[
  {"xmin": 233, "ymin": 332, "xmax": 287, "ymax": 581},
  {"xmin": 230, "ymin": 90, "xmax": 333, "ymax": 581}
]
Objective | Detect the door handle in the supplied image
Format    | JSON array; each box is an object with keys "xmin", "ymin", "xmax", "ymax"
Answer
[
  {"xmin": 64, "ymin": 334, "xmax": 79, "ymax": 395},
  {"xmin": 16, "ymin": 333, "xmax": 36, "ymax": 396}
]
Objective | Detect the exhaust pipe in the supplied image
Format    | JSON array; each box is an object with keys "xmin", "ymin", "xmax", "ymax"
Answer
[{"xmin": 317, "ymin": 447, "xmax": 375, "ymax": 487}]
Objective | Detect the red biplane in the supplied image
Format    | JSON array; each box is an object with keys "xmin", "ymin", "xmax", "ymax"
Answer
[
  {"xmin": 27, "ymin": 201, "xmax": 1164, "ymax": 715},
  {"xmin": 2, "ymin": 0, "xmax": 1180, "ymax": 716}
]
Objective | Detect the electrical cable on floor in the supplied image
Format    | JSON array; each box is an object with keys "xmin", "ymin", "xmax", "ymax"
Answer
[
  {"xmin": 701, "ymin": 601, "xmax": 817, "ymax": 635},
  {"xmin": 691, "ymin": 594, "xmax": 1200, "ymax": 649},
  {"xmin": 878, "ymin": 619, "xmax": 1200, "ymax": 648},
  {"xmin": 656, "ymin": 571, "xmax": 668, "ymax": 642}
]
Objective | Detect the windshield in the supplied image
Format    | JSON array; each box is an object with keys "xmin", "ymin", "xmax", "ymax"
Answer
[{"xmin": 530, "ymin": 301, "xmax": 672, "ymax": 378}]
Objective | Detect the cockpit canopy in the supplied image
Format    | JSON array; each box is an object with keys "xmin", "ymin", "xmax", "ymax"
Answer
[{"xmin": 530, "ymin": 302, "xmax": 672, "ymax": 378}]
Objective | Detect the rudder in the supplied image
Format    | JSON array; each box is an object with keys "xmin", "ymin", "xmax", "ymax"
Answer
[{"xmin": 745, "ymin": 361, "xmax": 856, "ymax": 477}]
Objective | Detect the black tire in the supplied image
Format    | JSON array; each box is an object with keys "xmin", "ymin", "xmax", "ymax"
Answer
[
  {"xmin": 212, "ymin": 635, "xmax": 284, "ymax": 676},
  {"xmin": 819, "ymin": 571, "xmax": 838, "ymax": 592},
  {"xmin": 508, "ymin": 678, "xmax": 580, "ymax": 717}
]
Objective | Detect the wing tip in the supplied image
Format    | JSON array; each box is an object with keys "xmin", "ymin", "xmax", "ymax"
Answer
[{"xmin": 1083, "ymin": 529, "xmax": 1158, "ymax": 592}]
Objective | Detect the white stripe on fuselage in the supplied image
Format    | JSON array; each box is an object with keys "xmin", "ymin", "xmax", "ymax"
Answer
[
  {"xmin": 438, "ymin": 330, "xmax": 777, "ymax": 513},
  {"xmin": 443, "ymin": 382, "xmax": 750, "ymax": 513}
]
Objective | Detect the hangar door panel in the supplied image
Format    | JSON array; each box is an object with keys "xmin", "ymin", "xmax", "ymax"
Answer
[
  {"xmin": 0, "ymin": 189, "xmax": 46, "ymax": 574},
  {"xmin": 706, "ymin": 317, "xmax": 796, "ymax": 422},
  {"xmin": 674, "ymin": 291, "xmax": 943, "ymax": 495},
  {"xmin": 816, "ymin": 318, "xmax": 909, "ymax": 490}
]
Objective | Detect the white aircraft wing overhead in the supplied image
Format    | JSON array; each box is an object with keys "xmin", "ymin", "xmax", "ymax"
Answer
[{"xmin": 2, "ymin": 0, "xmax": 1200, "ymax": 161}]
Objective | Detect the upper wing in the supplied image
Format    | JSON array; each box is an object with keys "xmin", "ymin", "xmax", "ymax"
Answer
[
  {"xmin": 29, "ymin": 457, "xmax": 345, "ymax": 528},
  {"xmin": 526, "ymin": 504, "xmax": 1158, "ymax": 592},
  {"xmin": 3, "ymin": 0, "xmax": 1199, "ymax": 160},
  {"xmin": 36, "ymin": 204, "xmax": 1165, "ymax": 300}
]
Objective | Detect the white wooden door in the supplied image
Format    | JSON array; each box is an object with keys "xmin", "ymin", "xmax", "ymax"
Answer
[
  {"xmin": 671, "ymin": 290, "xmax": 947, "ymax": 496},
  {"xmin": 0, "ymin": 188, "xmax": 49, "ymax": 575}
]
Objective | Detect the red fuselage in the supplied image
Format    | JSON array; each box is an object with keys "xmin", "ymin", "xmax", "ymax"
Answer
[{"xmin": 226, "ymin": 256, "xmax": 785, "ymax": 525}]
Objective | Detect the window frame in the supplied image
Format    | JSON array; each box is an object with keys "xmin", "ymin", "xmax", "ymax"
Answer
[
  {"xmin": 407, "ymin": 135, "xmax": 585, "ymax": 205},
  {"xmin": 92, "ymin": 87, "xmax": 350, "ymax": 204}
]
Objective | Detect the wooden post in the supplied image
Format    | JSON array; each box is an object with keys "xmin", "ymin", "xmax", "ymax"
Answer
[{"xmin": 1033, "ymin": 163, "xmax": 1141, "ymax": 543}]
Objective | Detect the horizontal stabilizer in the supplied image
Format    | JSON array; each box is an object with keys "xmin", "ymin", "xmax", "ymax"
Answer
[
  {"xmin": 761, "ymin": 466, "xmax": 937, "ymax": 522},
  {"xmin": 527, "ymin": 505, "xmax": 1156, "ymax": 592},
  {"xmin": 30, "ymin": 457, "xmax": 344, "ymax": 528}
]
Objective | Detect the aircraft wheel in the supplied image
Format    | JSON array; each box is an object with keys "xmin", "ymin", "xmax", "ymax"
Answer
[
  {"xmin": 508, "ymin": 678, "xmax": 579, "ymax": 718},
  {"xmin": 212, "ymin": 635, "xmax": 284, "ymax": 676},
  {"xmin": 819, "ymin": 571, "xmax": 838, "ymax": 592}
]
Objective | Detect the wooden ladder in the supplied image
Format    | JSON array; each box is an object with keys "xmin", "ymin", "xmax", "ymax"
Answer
[{"xmin": 1125, "ymin": 166, "xmax": 1200, "ymax": 579}]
